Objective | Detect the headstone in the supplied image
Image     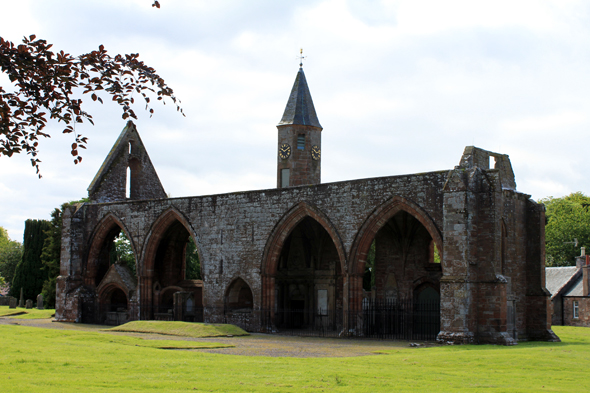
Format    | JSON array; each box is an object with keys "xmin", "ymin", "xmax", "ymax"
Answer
[
  {"xmin": 25, "ymin": 299, "xmax": 33, "ymax": 309},
  {"xmin": 37, "ymin": 294, "xmax": 44, "ymax": 310},
  {"xmin": 9, "ymin": 297, "xmax": 17, "ymax": 309},
  {"xmin": 19, "ymin": 287, "xmax": 24, "ymax": 307}
]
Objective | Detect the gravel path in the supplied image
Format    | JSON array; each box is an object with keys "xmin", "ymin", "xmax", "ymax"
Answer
[{"xmin": 0, "ymin": 317, "xmax": 434, "ymax": 358}]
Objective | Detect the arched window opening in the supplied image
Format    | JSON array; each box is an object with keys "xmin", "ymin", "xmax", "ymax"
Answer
[
  {"xmin": 360, "ymin": 210, "xmax": 441, "ymax": 339},
  {"xmin": 369, "ymin": 211, "xmax": 438, "ymax": 302},
  {"xmin": 92, "ymin": 226, "xmax": 136, "ymax": 287},
  {"xmin": 126, "ymin": 166, "xmax": 131, "ymax": 199},
  {"xmin": 148, "ymin": 218, "xmax": 203, "ymax": 319},
  {"xmin": 225, "ymin": 278, "xmax": 253, "ymax": 312}
]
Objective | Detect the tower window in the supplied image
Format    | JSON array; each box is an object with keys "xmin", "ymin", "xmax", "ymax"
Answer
[
  {"xmin": 281, "ymin": 168, "xmax": 290, "ymax": 188},
  {"xmin": 297, "ymin": 135, "xmax": 305, "ymax": 150}
]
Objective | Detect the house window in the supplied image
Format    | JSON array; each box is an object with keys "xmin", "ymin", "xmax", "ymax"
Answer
[
  {"xmin": 297, "ymin": 134, "xmax": 305, "ymax": 150},
  {"xmin": 281, "ymin": 168, "xmax": 290, "ymax": 188},
  {"xmin": 573, "ymin": 300, "xmax": 579, "ymax": 319}
]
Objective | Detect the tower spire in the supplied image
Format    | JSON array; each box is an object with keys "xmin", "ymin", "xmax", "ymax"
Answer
[
  {"xmin": 276, "ymin": 62, "xmax": 322, "ymax": 189},
  {"xmin": 278, "ymin": 66, "xmax": 322, "ymax": 129}
]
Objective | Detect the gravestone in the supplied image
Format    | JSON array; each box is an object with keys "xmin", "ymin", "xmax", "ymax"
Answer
[
  {"xmin": 37, "ymin": 294, "xmax": 44, "ymax": 310},
  {"xmin": 9, "ymin": 297, "xmax": 17, "ymax": 309},
  {"xmin": 25, "ymin": 299, "xmax": 33, "ymax": 309},
  {"xmin": 19, "ymin": 287, "xmax": 24, "ymax": 308}
]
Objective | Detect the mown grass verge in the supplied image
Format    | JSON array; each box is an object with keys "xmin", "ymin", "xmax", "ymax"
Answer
[
  {"xmin": 0, "ymin": 305, "xmax": 55, "ymax": 319},
  {"xmin": 106, "ymin": 320, "xmax": 249, "ymax": 338},
  {"xmin": 0, "ymin": 325, "xmax": 589, "ymax": 392}
]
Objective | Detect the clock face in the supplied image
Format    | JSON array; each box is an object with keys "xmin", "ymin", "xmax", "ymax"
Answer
[
  {"xmin": 279, "ymin": 143, "xmax": 291, "ymax": 159},
  {"xmin": 311, "ymin": 145, "xmax": 321, "ymax": 161}
]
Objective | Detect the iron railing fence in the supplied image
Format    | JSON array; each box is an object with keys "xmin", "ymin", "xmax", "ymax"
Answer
[{"xmin": 92, "ymin": 300, "xmax": 440, "ymax": 341}]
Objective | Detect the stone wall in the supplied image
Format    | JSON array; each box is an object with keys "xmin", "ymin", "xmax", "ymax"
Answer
[
  {"xmin": 56, "ymin": 146, "xmax": 556, "ymax": 344},
  {"xmin": 563, "ymin": 297, "xmax": 590, "ymax": 327}
]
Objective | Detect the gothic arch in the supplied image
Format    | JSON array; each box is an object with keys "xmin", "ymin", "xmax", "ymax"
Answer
[
  {"xmin": 85, "ymin": 213, "xmax": 136, "ymax": 286},
  {"xmin": 140, "ymin": 207, "xmax": 203, "ymax": 318},
  {"xmin": 261, "ymin": 201, "xmax": 346, "ymax": 276},
  {"xmin": 349, "ymin": 196, "xmax": 443, "ymax": 277},
  {"xmin": 140, "ymin": 207, "xmax": 202, "ymax": 277},
  {"xmin": 98, "ymin": 282, "xmax": 129, "ymax": 305},
  {"xmin": 225, "ymin": 277, "xmax": 254, "ymax": 311},
  {"xmin": 260, "ymin": 201, "xmax": 346, "ymax": 311},
  {"xmin": 413, "ymin": 277, "xmax": 440, "ymax": 298}
]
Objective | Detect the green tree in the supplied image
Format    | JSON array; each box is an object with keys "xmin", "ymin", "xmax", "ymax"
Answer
[
  {"xmin": 40, "ymin": 207, "xmax": 64, "ymax": 308},
  {"xmin": 540, "ymin": 192, "xmax": 590, "ymax": 266},
  {"xmin": 0, "ymin": 226, "xmax": 23, "ymax": 288},
  {"xmin": 363, "ymin": 240, "xmax": 376, "ymax": 291},
  {"xmin": 10, "ymin": 219, "xmax": 51, "ymax": 300},
  {"xmin": 185, "ymin": 237, "xmax": 201, "ymax": 280},
  {"xmin": 110, "ymin": 231, "xmax": 136, "ymax": 277},
  {"xmin": 1, "ymin": 31, "xmax": 182, "ymax": 176}
]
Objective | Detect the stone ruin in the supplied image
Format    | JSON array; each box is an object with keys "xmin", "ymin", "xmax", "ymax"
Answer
[{"xmin": 54, "ymin": 67, "xmax": 558, "ymax": 345}]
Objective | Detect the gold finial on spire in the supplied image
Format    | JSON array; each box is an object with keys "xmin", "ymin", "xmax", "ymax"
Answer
[{"xmin": 298, "ymin": 48, "xmax": 306, "ymax": 68}]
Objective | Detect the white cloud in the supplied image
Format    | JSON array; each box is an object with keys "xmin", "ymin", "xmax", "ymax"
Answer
[{"xmin": 3, "ymin": 0, "xmax": 590, "ymax": 240}]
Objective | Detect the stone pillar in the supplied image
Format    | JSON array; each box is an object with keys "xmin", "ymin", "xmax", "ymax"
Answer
[
  {"xmin": 19, "ymin": 287, "xmax": 24, "ymax": 308},
  {"xmin": 525, "ymin": 200, "xmax": 559, "ymax": 342},
  {"xmin": 438, "ymin": 168, "xmax": 476, "ymax": 344}
]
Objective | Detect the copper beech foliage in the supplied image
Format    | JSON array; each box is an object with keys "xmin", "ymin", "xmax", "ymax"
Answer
[{"xmin": 0, "ymin": 34, "xmax": 182, "ymax": 177}]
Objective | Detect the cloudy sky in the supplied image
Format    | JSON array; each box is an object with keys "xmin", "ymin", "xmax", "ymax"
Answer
[{"xmin": 2, "ymin": 0, "xmax": 590, "ymax": 241}]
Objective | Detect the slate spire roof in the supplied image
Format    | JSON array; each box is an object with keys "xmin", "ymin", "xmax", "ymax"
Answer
[{"xmin": 278, "ymin": 67, "xmax": 322, "ymax": 129}]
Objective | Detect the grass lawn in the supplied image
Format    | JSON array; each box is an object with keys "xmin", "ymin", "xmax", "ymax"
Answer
[
  {"xmin": 1, "ymin": 324, "xmax": 589, "ymax": 392},
  {"xmin": 0, "ymin": 305, "xmax": 55, "ymax": 319},
  {"xmin": 107, "ymin": 320, "xmax": 249, "ymax": 338}
]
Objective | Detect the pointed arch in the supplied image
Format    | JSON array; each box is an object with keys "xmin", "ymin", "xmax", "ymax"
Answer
[
  {"xmin": 225, "ymin": 276, "xmax": 254, "ymax": 311},
  {"xmin": 261, "ymin": 201, "xmax": 346, "ymax": 276},
  {"xmin": 349, "ymin": 196, "xmax": 443, "ymax": 277},
  {"xmin": 98, "ymin": 282, "xmax": 129, "ymax": 306},
  {"xmin": 139, "ymin": 207, "xmax": 203, "ymax": 319},
  {"xmin": 85, "ymin": 213, "xmax": 136, "ymax": 286},
  {"xmin": 260, "ymin": 201, "xmax": 346, "ymax": 312},
  {"xmin": 140, "ymin": 207, "xmax": 202, "ymax": 277}
]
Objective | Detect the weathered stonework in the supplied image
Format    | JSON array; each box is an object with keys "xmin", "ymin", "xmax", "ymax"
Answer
[{"xmin": 55, "ymin": 68, "xmax": 557, "ymax": 344}]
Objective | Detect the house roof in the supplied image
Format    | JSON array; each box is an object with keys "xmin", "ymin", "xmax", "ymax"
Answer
[
  {"xmin": 278, "ymin": 67, "xmax": 322, "ymax": 129},
  {"xmin": 565, "ymin": 279, "xmax": 584, "ymax": 297},
  {"xmin": 545, "ymin": 266, "xmax": 581, "ymax": 299}
]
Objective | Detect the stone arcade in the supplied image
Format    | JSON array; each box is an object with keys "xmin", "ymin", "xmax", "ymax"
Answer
[{"xmin": 55, "ymin": 66, "xmax": 558, "ymax": 344}]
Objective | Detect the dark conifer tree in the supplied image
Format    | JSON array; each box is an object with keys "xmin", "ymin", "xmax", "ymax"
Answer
[
  {"xmin": 40, "ymin": 207, "xmax": 65, "ymax": 308},
  {"xmin": 10, "ymin": 219, "xmax": 51, "ymax": 301}
]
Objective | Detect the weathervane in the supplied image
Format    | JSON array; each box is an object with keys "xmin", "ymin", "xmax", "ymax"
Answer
[{"xmin": 298, "ymin": 48, "xmax": 306, "ymax": 68}]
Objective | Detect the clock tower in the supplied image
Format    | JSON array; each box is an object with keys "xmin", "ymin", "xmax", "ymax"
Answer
[{"xmin": 277, "ymin": 66, "xmax": 322, "ymax": 188}]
